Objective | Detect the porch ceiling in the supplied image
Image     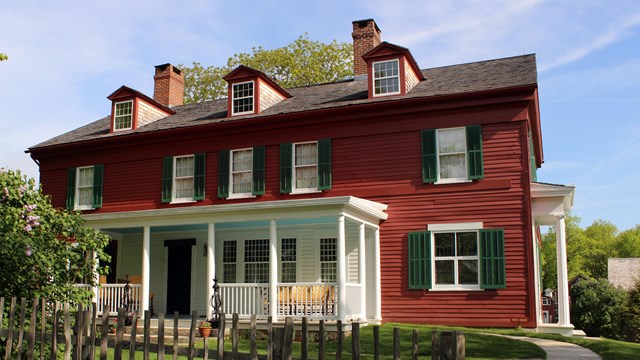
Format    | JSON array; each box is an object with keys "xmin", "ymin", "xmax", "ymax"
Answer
[
  {"xmin": 531, "ymin": 182, "xmax": 575, "ymax": 225},
  {"xmin": 84, "ymin": 196, "xmax": 388, "ymax": 230}
]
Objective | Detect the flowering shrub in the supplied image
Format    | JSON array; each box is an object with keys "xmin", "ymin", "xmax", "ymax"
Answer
[{"xmin": 0, "ymin": 168, "xmax": 110, "ymax": 304}]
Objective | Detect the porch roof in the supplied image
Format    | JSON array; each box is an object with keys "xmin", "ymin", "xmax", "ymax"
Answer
[
  {"xmin": 83, "ymin": 196, "xmax": 388, "ymax": 229},
  {"xmin": 531, "ymin": 182, "xmax": 575, "ymax": 225}
]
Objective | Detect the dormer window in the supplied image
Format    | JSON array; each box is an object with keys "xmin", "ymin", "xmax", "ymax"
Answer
[
  {"xmin": 232, "ymin": 81, "xmax": 254, "ymax": 115},
  {"xmin": 114, "ymin": 100, "xmax": 133, "ymax": 131},
  {"xmin": 373, "ymin": 59, "xmax": 400, "ymax": 96}
]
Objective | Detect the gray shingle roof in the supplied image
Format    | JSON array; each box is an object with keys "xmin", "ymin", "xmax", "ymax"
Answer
[{"xmin": 29, "ymin": 54, "xmax": 537, "ymax": 151}]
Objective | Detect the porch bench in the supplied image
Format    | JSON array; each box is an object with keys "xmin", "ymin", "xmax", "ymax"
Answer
[{"xmin": 279, "ymin": 285, "xmax": 335, "ymax": 316}]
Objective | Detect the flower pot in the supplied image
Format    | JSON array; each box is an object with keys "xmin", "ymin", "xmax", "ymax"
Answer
[{"xmin": 199, "ymin": 327, "xmax": 213, "ymax": 338}]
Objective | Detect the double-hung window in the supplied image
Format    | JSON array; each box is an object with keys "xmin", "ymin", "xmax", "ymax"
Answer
[
  {"xmin": 218, "ymin": 146, "xmax": 265, "ymax": 198},
  {"xmin": 162, "ymin": 153, "xmax": 206, "ymax": 203},
  {"xmin": 281, "ymin": 238, "xmax": 297, "ymax": 283},
  {"xmin": 408, "ymin": 225, "xmax": 505, "ymax": 290},
  {"xmin": 279, "ymin": 139, "xmax": 331, "ymax": 194},
  {"xmin": 232, "ymin": 81, "xmax": 254, "ymax": 115},
  {"xmin": 373, "ymin": 59, "xmax": 400, "ymax": 96},
  {"xmin": 320, "ymin": 237, "xmax": 337, "ymax": 283},
  {"xmin": 222, "ymin": 240, "xmax": 237, "ymax": 283},
  {"xmin": 244, "ymin": 239, "xmax": 269, "ymax": 283},
  {"xmin": 422, "ymin": 125, "xmax": 483, "ymax": 184},
  {"xmin": 66, "ymin": 165, "xmax": 103, "ymax": 210},
  {"xmin": 113, "ymin": 100, "xmax": 133, "ymax": 131}
]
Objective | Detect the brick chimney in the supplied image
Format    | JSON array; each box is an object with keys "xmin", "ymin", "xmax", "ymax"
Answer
[
  {"xmin": 153, "ymin": 63, "xmax": 184, "ymax": 107},
  {"xmin": 352, "ymin": 19, "xmax": 381, "ymax": 79}
]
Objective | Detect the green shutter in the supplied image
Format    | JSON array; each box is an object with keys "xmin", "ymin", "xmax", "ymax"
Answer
[
  {"xmin": 252, "ymin": 146, "xmax": 265, "ymax": 196},
  {"xmin": 218, "ymin": 150, "xmax": 230, "ymax": 199},
  {"xmin": 466, "ymin": 125, "xmax": 484, "ymax": 180},
  {"xmin": 92, "ymin": 164, "xmax": 103, "ymax": 208},
  {"xmin": 161, "ymin": 157, "xmax": 173, "ymax": 203},
  {"xmin": 280, "ymin": 143, "xmax": 292, "ymax": 194},
  {"xmin": 421, "ymin": 130, "xmax": 437, "ymax": 183},
  {"xmin": 529, "ymin": 134, "xmax": 537, "ymax": 182},
  {"xmin": 66, "ymin": 168, "xmax": 76, "ymax": 210},
  {"xmin": 318, "ymin": 139, "xmax": 332, "ymax": 190},
  {"xmin": 480, "ymin": 228, "xmax": 506, "ymax": 289},
  {"xmin": 408, "ymin": 231, "xmax": 432, "ymax": 289},
  {"xmin": 194, "ymin": 153, "xmax": 206, "ymax": 200}
]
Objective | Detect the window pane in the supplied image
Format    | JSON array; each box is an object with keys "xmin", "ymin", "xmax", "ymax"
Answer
[
  {"xmin": 458, "ymin": 260, "xmax": 479, "ymax": 284},
  {"xmin": 232, "ymin": 172, "xmax": 252, "ymax": 193},
  {"xmin": 435, "ymin": 260, "xmax": 454, "ymax": 284},
  {"xmin": 457, "ymin": 232, "xmax": 478, "ymax": 256},
  {"xmin": 282, "ymin": 263, "xmax": 296, "ymax": 283},
  {"xmin": 320, "ymin": 238, "xmax": 337, "ymax": 282},
  {"xmin": 439, "ymin": 154, "xmax": 466, "ymax": 179},
  {"xmin": 114, "ymin": 101, "xmax": 132, "ymax": 130},
  {"xmin": 78, "ymin": 167, "xmax": 93, "ymax": 186},
  {"xmin": 233, "ymin": 82, "xmax": 254, "ymax": 114},
  {"xmin": 175, "ymin": 178, "xmax": 193, "ymax": 198},
  {"xmin": 295, "ymin": 143, "xmax": 317, "ymax": 166},
  {"xmin": 175, "ymin": 157, "xmax": 194, "ymax": 177},
  {"xmin": 295, "ymin": 166, "xmax": 317, "ymax": 189},
  {"xmin": 244, "ymin": 239, "xmax": 269, "ymax": 283},
  {"xmin": 232, "ymin": 150, "xmax": 252, "ymax": 171},
  {"xmin": 435, "ymin": 233, "xmax": 455, "ymax": 256},
  {"xmin": 438, "ymin": 128, "xmax": 466, "ymax": 154},
  {"xmin": 78, "ymin": 187, "xmax": 92, "ymax": 207},
  {"xmin": 223, "ymin": 240, "xmax": 237, "ymax": 283}
]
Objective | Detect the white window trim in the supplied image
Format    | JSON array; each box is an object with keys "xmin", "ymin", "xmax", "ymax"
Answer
[
  {"xmin": 430, "ymin": 226, "xmax": 482, "ymax": 291},
  {"xmin": 75, "ymin": 165, "xmax": 94, "ymax": 210},
  {"xmin": 372, "ymin": 59, "xmax": 401, "ymax": 97},
  {"xmin": 434, "ymin": 127, "xmax": 469, "ymax": 185},
  {"xmin": 291, "ymin": 141, "xmax": 320, "ymax": 194},
  {"xmin": 228, "ymin": 148, "xmax": 255, "ymax": 199},
  {"xmin": 231, "ymin": 80, "xmax": 255, "ymax": 116},
  {"xmin": 113, "ymin": 100, "xmax": 133, "ymax": 131},
  {"xmin": 171, "ymin": 155, "xmax": 195, "ymax": 203}
]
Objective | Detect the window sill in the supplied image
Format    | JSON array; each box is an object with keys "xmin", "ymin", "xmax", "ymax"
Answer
[
  {"xmin": 290, "ymin": 189, "xmax": 322, "ymax": 195},
  {"xmin": 429, "ymin": 287, "xmax": 483, "ymax": 292},
  {"xmin": 169, "ymin": 199, "xmax": 196, "ymax": 204},
  {"xmin": 434, "ymin": 179, "xmax": 473, "ymax": 185},
  {"xmin": 76, "ymin": 207, "xmax": 96, "ymax": 211},
  {"xmin": 227, "ymin": 194, "xmax": 256, "ymax": 200}
]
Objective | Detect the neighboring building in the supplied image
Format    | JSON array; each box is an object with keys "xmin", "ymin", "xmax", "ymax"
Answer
[
  {"xmin": 608, "ymin": 258, "xmax": 640, "ymax": 290},
  {"xmin": 27, "ymin": 19, "xmax": 575, "ymax": 334}
]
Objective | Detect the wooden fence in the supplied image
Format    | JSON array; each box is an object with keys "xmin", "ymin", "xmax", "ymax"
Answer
[{"xmin": 0, "ymin": 297, "xmax": 464, "ymax": 360}]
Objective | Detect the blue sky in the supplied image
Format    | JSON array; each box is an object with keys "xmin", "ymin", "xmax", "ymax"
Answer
[{"xmin": 1, "ymin": 0, "xmax": 639, "ymax": 231}]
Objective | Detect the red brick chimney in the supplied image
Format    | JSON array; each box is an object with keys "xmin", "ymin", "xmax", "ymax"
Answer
[
  {"xmin": 153, "ymin": 63, "xmax": 184, "ymax": 107},
  {"xmin": 352, "ymin": 19, "xmax": 381, "ymax": 79}
]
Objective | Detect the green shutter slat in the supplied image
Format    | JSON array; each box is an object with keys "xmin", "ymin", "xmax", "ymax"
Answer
[
  {"xmin": 161, "ymin": 157, "xmax": 173, "ymax": 203},
  {"xmin": 421, "ymin": 130, "xmax": 437, "ymax": 183},
  {"xmin": 466, "ymin": 125, "xmax": 484, "ymax": 180},
  {"xmin": 280, "ymin": 143, "xmax": 292, "ymax": 194},
  {"xmin": 66, "ymin": 168, "xmax": 76, "ymax": 210},
  {"xmin": 318, "ymin": 139, "xmax": 332, "ymax": 190},
  {"xmin": 194, "ymin": 153, "xmax": 206, "ymax": 200},
  {"xmin": 252, "ymin": 146, "xmax": 265, "ymax": 195},
  {"xmin": 408, "ymin": 231, "xmax": 432, "ymax": 289},
  {"xmin": 480, "ymin": 228, "xmax": 506, "ymax": 289},
  {"xmin": 218, "ymin": 150, "xmax": 230, "ymax": 199},
  {"xmin": 92, "ymin": 164, "xmax": 103, "ymax": 208}
]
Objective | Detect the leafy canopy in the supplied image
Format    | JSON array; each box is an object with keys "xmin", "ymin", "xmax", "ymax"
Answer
[
  {"xmin": 0, "ymin": 168, "xmax": 110, "ymax": 304},
  {"xmin": 181, "ymin": 34, "xmax": 353, "ymax": 104},
  {"xmin": 0, "ymin": 53, "xmax": 7, "ymax": 61}
]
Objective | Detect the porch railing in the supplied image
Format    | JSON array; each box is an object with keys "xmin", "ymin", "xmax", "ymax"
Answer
[
  {"xmin": 218, "ymin": 283, "xmax": 337, "ymax": 319},
  {"xmin": 345, "ymin": 283, "xmax": 363, "ymax": 320},
  {"xmin": 97, "ymin": 284, "xmax": 142, "ymax": 315}
]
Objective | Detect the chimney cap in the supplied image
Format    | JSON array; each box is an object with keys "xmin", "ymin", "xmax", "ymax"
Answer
[
  {"xmin": 352, "ymin": 18, "xmax": 381, "ymax": 33},
  {"xmin": 154, "ymin": 63, "xmax": 182, "ymax": 76}
]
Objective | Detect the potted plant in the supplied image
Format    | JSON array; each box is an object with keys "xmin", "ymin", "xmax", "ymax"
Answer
[{"xmin": 198, "ymin": 321, "xmax": 213, "ymax": 338}]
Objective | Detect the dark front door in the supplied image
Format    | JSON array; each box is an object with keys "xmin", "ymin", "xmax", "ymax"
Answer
[{"xmin": 165, "ymin": 239, "xmax": 195, "ymax": 315}]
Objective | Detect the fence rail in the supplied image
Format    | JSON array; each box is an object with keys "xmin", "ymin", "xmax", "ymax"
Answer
[{"xmin": 0, "ymin": 296, "xmax": 464, "ymax": 360}]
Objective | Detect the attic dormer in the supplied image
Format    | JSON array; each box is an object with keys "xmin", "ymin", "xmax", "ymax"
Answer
[
  {"xmin": 223, "ymin": 65, "xmax": 291, "ymax": 117},
  {"xmin": 362, "ymin": 42, "xmax": 424, "ymax": 99},
  {"xmin": 107, "ymin": 86, "xmax": 175, "ymax": 133}
]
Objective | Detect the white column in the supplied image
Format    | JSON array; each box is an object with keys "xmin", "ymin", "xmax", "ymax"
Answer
[
  {"xmin": 555, "ymin": 216, "xmax": 571, "ymax": 326},
  {"xmin": 373, "ymin": 227, "xmax": 382, "ymax": 321},
  {"xmin": 358, "ymin": 223, "xmax": 367, "ymax": 321},
  {"xmin": 337, "ymin": 215, "xmax": 347, "ymax": 321},
  {"xmin": 206, "ymin": 223, "xmax": 216, "ymax": 320},
  {"xmin": 269, "ymin": 219, "xmax": 278, "ymax": 321},
  {"xmin": 141, "ymin": 226, "xmax": 151, "ymax": 316}
]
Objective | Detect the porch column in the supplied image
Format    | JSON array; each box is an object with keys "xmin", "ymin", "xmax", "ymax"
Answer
[
  {"xmin": 373, "ymin": 227, "xmax": 382, "ymax": 321},
  {"xmin": 358, "ymin": 223, "xmax": 366, "ymax": 320},
  {"xmin": 206, "ymin": 223, "xmax": 216, "ymax": 320},
  {"xmin": 555, "ymin": 215, "xmax": 571, "ymax": 326},
  {"xmin": 337, "ymin": 215, "xmax": 347, "ymax": 321},
  {"xmin": 141, "ymin": 226, "xmax": 150, "ymax": 316},
  {"xmin": 269, "ymin": 219, "xmax": 278, "ymax": 321},
  {"xmin": 92, "ymin": 249, "xmax": 99, "ymax": 304}
]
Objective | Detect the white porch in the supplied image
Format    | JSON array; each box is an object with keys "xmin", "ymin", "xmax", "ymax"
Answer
[
  {"xmin": 85, "ymin": 196, "xmax": 387, "ymax": 323},
  {"xmin": 530, "ymin": 182, "xmax": 575, "ymax": 336}
]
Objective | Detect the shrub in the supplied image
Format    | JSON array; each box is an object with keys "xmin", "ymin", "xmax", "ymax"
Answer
[
  {"xmin": 622, "ymin": 279, "xmax": 640, "ymax": 342},
  {"xmin": 570, "ymin": 278, "xmax": 626, "ymax": 339}
]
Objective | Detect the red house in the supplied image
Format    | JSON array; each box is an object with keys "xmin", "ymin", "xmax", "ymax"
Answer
[{"xmin": 27, "ymin": 19, "xmax": 575, "ymax": 335}]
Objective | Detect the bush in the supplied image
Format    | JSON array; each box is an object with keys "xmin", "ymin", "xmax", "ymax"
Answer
[
  {"xmin": 622, "ymin": 279, "xmax": 640, "ymax": 342},
  {"xmin": 570, "ymin": 278, "xmax": 626, "ymax": 339}
]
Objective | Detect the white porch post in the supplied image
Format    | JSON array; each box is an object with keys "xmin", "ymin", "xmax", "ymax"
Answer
[
  {"xmin": 373, "ymin": 227, "xmax": 382, "ymax": 321},
  {"xmin": 141, "ymin": 226, "xmax": 151, "ymax": 316},
  {"xmin": 555, "ymin": 216, "xmax": 571, "ymax": 326},
  {"xmin": 269, "ymin": 219, "xmax": 278, "ymax": 321},
  {"xmin": 92, "ymin": 250, "xmax": 99, "ymax": 304},
  {"xmin": 337, "ymin": 215, "xmax": 347, "ymax": 321},
  {"xmin": 358, "ymin": 223, "xmax": 366, "ymax": 321},
  {"xmin": 206, "ymin": 223, "xmax": 216, "ymax": 320}
]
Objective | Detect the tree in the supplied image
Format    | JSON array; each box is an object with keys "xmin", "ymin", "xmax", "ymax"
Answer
[
  {"xmin": 182, "ymin": 34, "xmax": 353, "ymax": 103},
  {"xmin": 614, "ymin": 225, "xmax": 640, "ymax": 258},
  {"xmin": 570, "ymin": 278, "xmax": 626, "ymax": 339},
  {"xmin": 0, "ymin": 168, "xmax": 110, "ymax": 304},
  {"xmin": 541, "ymin": 214, "xmax": 586, "ymax": 289},
  {"xmin": 0, "ymin": 53, "xmax": 7, "ymax": 61},
  {"xmin": 622, "ymin": 279, "xmax": 640, "ymax": 342}
]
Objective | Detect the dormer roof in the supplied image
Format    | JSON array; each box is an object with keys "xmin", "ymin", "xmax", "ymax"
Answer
[{"xmin": 223, "ymin": 65, "xmax": 291, "ymax": 117}]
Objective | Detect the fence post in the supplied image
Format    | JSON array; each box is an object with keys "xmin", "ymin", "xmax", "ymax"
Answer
[
  {"xmin": 232, "ymin": 312, "xmax": 239, "ymax": 359},
  {"xmin": 17, "ymin": 297, "xmax": 27, "ymax": 359},
  {"xmin": 266, "ymin": 316, "xmax": 272, "ymax": 360},
  {"xmin": 89, "ymin": 302, "xmax": 98, "ymax": 360},
  {"xmin": 336, "ymin": 320, "xmax": 343, "ymax": 360},
  {"xmin": 157, "ymin": 312, "xmax": 165, "ymax": 360},
  {"xmin": 301, "ymin": 317, "xmax": 308, "ymax": 360},
  {"xmin": 114, "ymin": 307, "xmax": 126, "ymax": 360},
  {"xmin": 351, "ymin": 322, "xmax": 360, "ymax": 360},
  {"xmin": 187, "ymin": 311, "xmax": 197, "ymax": 360},
  {"xmin": 4, "ymin": 297, "xmax": 16, "ymax": 360},
  {"xmin": 173, "ymin": 312, "xmax": 179, "ymax": 360},
  {"xmin": 412, "ymin": 329, "xmax": 419, "ymax": 360},
  {"xmin": 431, "ymin": 329, "xmax": 438, "ymax": 360},
  {"xmin": 144, "ymin": 310, "xmax": 152, "ymax": 360},
  {"xmin": 27, "ymin": 297, "xmax": 38, "ymax": 359},
  {"xmin": 318, "ymin": 319, "xmax": 325, "ymax": 360},
  {"xmin": 250, "ymin": 314, "xmax": 258, "ymax": 360},
  {"xmin": 217, "ymin": 313, "xmax": 226, "ymax": 360},
  {"xmin": 392, "ymin": 327, "xmax": 400, "ymax": 360},
  {"xmin": 129, "ymin": 311, "xmax": 139, "ymax": 360},
  {"xmin": 99, "ymin": 305, "xmax": 110, "ymax": 360},
  {"xmin": 373, "ymin": 326, "xmax": 380, "ymax": 360},
  {"xmin": 283, "ymin": 317, "xmax": 294, "ymax": 360},
  {"xmin": 64, "ymin": 303, "xmax": 72, "ymax": 360}
]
